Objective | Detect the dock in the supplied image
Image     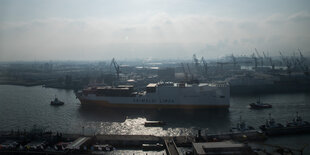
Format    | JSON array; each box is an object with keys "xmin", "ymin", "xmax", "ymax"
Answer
[
  {"xmin": 66, "ymin": 137, "xmax": 90, "ymax": 150},
  {"xmin": 163, "ymin": 137, "xmax": 179, "ymax": 155},
  {"xmin": 0, "ymin": 128, "xmax": 307, "ymax": 154},
  {"xmin": 95, "ymin": 134, "xmax": 162, "ymax": 147}
]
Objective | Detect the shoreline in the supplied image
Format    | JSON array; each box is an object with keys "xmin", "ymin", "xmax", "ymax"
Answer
[{"xmin": 0, "ymin": 81, "xmax": 77, "ymax": 90}]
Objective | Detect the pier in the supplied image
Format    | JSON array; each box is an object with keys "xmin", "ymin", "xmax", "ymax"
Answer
[
  {"xmin": 163, "ymin": 137, "xmax": 179, "ymax": 155},
  {"xmin": 1, "ymin": 126, "xmax": 310, "ymax": 155}
]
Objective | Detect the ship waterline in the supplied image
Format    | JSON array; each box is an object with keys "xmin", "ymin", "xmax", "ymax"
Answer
[{"xmin": 79, "ymin": 99, "xmax": 230, "ymax": 109}]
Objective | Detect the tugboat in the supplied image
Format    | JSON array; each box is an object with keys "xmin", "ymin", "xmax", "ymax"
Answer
[
  {"xmin": 50, "ymin": 96, "xmax": 64, "ymax": 106},
  {"xmin": 259, "ymin": 113, "xmax": 284, "ymax": 132},
  {"xmin": 260, "ymin": 113, "xmax": 310, "ymax": 136},
  {"xmin": 249, "ymin": 97, "xmax": 272, "ymax": 109},
  {"xmin": 225, "ymin": 116, "xmax": 267, "ymax": 141},
  {"xmin": 286, "ymin": 112, "xmax": 310, "ymax": 127},
  {"xmin": 230, "ymin": 116, "xmax": 255, "ymax": 132}
]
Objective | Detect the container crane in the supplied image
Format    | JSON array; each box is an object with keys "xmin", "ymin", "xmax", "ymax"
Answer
[
  {"xmin": 187, "ymin": 63, "xmax": 194, "ymax": 81},
  {"xmin": 231, "ymin": 54, "xmax": 237, "ymax": 68},
  {"xmin": 279, "ymin": 52, "xmax": 292, "ymax": 76},
  {"xmin": 181, "ymin": 63, "xmax": 188, "ymax": 82},
  {"xmin": 291, "ymin": 52, "xmax": 299, "ymax": 68},
  {"xmin": 200, "ymin": 57, "xmax": 208, "ymax": 77},
  {"xmin": 110, "ymin": 58, "xmax": 121, "ymax": 80},
  {"xmin": 297, "ymin": 49, "xmax": 309, "ymax": 75},
  {"xmin": 263, "ymin": 51, "xmax": 275, "ymax": 71},
  {"xmin": 255, "ymin": 48, "xmax": 264, "ymax": 66},
  {"xmin": 298, "ymin": 48, "xmax": 306, "ymax": 64},
  {"xmin": 251, "ymin": 53, "xmax": 258, "ymax": 70},
  {"xmin": 193, "ymin": 54, "xmax": 200, "ymax": 72}
]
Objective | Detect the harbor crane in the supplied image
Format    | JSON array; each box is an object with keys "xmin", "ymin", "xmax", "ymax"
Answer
[
  {"xmin": 262, "ymin": 51, "xmax": 268, "ymax": 63},
  {"xmin": 216, "ymin": 62, "xmax": 229, "ymax": 72},
  {"xmin": 298, "ymin": 48, "xmax": 306, "ymax": 64},
  {"xmin": 200, "ymin": 57, "xmax": 208, "ymax": 77},
  {"xmin": 251, "ymin": 53, "xmax": 258, "ymax": 70},
  {"xmin": 192, "ymin": 54, "xmax": 200, "ymax": 72},
  {"xmin": 296, "ymin": 58, "xmax": 309, "ymax": 75},
  {"xmin": 110, "ymin": 58, "xmax": 121, "ymax": 80},
  {"xmin": 263, "ymin": 51, "xmax": 275, "ymax": 71},
  {"xmin": 255, "ymin": 48, "xmax": 264, "ymax": 66},
  {"xmin": 291, "ymin": 52, "xmax": 299, "ymax": 68},
  {"xmin": 181, "ymin": 63, "xmax": 188, "ymax": 82},
  {"xmin": 231, "ymin": 54, "xmax": 237, "ymax": 68},
  {"xmin": 279, "ymin": 51, "xmax": 292, "ymax": 76},
  {"xmin": 187, "ymin": 63, "xmax": 194, "ymax": 81},
  {"xmin": 296, "ymin": 49, "xmax": 309, "ymax": 75}
]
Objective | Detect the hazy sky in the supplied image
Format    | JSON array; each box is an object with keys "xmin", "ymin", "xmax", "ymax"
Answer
[{"xmin": 1, "ymin": 0, "xmax": 310, "ymax": 61}]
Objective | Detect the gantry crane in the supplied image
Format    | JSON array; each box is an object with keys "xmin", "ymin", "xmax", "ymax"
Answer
[
  {"xmin": 279, "ymin": 51, "xmax": 292, "ymax": 76},
  {"xmin": 251, "ymin": 53, "xmax": 258, "ymax": 70},
  {"xmin": 255, "ymin": 48, "xmax": 264, "ymax": 66},
  {"xmin": 200, "ymin": 57, "xmax": 208, "ymax": 77},
  {"xmin": 181, "ymin": 63, "xmax": 188, "ymax": 82},
  {"xmin": 263, "ymin": 51, "xmax": 275, "ymax": 71},
  {"xmin": 110, "ymin": 58, "xmax": 121, "ymax": 80}
]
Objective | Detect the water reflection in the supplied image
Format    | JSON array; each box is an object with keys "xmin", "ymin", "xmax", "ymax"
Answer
[{"xmin": 78, "ymin": 105, "xmax": 231, "ymax": 134}]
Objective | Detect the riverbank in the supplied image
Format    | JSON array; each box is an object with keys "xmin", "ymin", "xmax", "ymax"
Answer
[
  {"xmin": 0, "ymin": 79, "xmax": 81, "ymax": 90},
  {"xmin": 1, "ymin": 129, "xmax": 309, "ymax": 155},
  {"xmin": 0, "ymin": 79, "xmax": 42, "ymax": 87}
]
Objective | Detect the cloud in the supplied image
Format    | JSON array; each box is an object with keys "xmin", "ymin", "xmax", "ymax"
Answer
[
  {"xmin": 288, "ymin": 11, "xmax": 310, "ymax": 22},
  {"xmin": 0, "ymin": 11, "xmax": 310, "ymax": 61},
  {"xmin": 264, "ymin": 14, "xmax": 287, "ymax": 25}
]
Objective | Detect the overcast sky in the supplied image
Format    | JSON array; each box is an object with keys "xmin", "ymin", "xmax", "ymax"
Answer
[{"xmin": 1, "ymin": 0, "xmax": 310, "ymax": 61}]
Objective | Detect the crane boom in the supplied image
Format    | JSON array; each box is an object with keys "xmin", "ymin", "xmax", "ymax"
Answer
[
  {"xmin": 255, "ymin": 48, "xmax": 264, "ymax": 66},
  {"xmin": 181, "ymin": 63, "xmax": 188, "ymax": 82},
  {"xmin": 110, "ymin": 58, "xmax": 120, "ymax": 80},
  {"xmin": 201, "ymin": 57, "xmax": 208, "ymax": 77}
]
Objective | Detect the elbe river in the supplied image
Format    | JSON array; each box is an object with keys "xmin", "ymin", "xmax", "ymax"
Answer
[{"xmin": 0, "ymin": 85, "xmax": 310, "ymax": 152}]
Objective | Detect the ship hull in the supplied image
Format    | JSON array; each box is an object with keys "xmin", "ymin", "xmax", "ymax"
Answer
[
  {"xmin": 77, "ymin": 82, "xmax": 230, "ymax": 109},
  {"xmin": 262, "ymin": 126, "xmax": 310, "ymax": 136},
  {"xmin": 78, "ymin": 98, "xmax": 229, "ymax": 109}
]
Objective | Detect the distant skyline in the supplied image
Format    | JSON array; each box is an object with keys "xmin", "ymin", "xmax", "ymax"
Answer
[{"xmin": 1, "ymin": 0, "xmax": 310, "ymax": 61}]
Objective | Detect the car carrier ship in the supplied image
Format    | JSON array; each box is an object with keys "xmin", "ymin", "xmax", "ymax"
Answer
[{"xmin": 76, "ymin": 82, "xmax": 230, "ymax": 109}]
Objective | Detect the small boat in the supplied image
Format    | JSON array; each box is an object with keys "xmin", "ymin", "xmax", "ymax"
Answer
[
  {"xmin": 286, "ymin": 112, "xmax": 310, "ymax": 127},
  {"xmin": 144, "ymin": 121, "xmax": 166, "ymax": 127},
  {"xmin": 230, "ymin": 116, "xmax": 255, "ymax": 132},
  {"xmin": 259, "ymin": 113, "xmax": 310, "ymax": 136},
  {"xmin": 142, "ymin": 143, "xmax": 164, "ymax": 151},
  {"xmin": 249, "ymin": 97, "xmax": 272, "ymax": 109},
  {"xmin": 259, "ymin": 113, "xmax": 284, "ymax": 131},
  {"xmin": 50, "ymin": 96, "xmax": 64, "ymax": 105}
]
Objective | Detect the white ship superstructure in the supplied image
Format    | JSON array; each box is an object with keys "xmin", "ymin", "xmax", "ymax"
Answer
[{"xmin": 77, "ymin": 82, "xmax": 230, "ymax": 108}]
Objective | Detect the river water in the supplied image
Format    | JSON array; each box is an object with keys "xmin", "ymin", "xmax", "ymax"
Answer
[{"xmin": 0, "ymin": 85, "xmax": 310, "ymax": 152}]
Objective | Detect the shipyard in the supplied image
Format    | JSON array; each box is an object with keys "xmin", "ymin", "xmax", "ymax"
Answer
[{"xmin": 1, "ymin": 0, "xmax": 310, "ymax": 155}]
